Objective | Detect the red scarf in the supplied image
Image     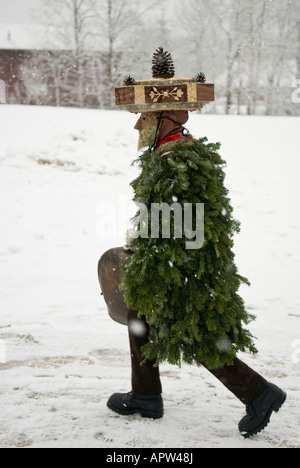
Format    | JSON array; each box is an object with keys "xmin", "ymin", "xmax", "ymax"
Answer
[{"xmin": 157, "ymin": 132, "xmax": 191, "ymax": 148}]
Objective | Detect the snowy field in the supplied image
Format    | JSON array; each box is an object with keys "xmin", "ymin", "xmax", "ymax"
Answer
[{"xmin": 0, "ymin": 105, "xmax": 299, "ymax": 449}]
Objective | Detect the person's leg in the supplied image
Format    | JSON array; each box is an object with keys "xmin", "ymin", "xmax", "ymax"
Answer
[
  {"xmin": 127, "ymin": 308, "xmax": 162, "ymax": 396},
  {"xmin": 99, "ymin": 248, "xmax": 163, "ymax": 417},
  {"xmin": 100, "ymin": 247, "xmax": 285, "ymax": 431},
  {"xmin": 205, "ymin": 358, "xmax": 286, "ymax": 438},
  {"xmin": 107, "ymin": 311, "xmax": 163, "ymax": 418},
  {"xmin": 206, "ymin": 358, "xmax": 268, "ymax": 405}
]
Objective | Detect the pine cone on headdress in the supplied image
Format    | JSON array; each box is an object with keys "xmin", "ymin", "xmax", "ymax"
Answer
[
  {"xmin": 152, "ymin": 47, "xmax": 175, "ymax": 79},
  {"xmin": 195, "ymin": 73, "xmax": 206, "ymax": 83},
  {"xmin": 123, "ymin": 75, "xmax": 136, "ymax": 86}
]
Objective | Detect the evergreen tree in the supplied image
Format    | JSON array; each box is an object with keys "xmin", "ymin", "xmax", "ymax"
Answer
[{"xmin": 120, "ymin": 137, "xmax": 258, "ymax": 370}]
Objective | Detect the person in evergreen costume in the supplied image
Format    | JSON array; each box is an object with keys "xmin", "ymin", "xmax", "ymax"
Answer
[{"xmin": 98, "ymin": 48, "xmax": 286, "ymax": 438}]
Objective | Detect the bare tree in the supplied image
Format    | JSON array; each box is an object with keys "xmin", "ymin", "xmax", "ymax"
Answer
[
  {"xmin": 297, "ymin": 19, "xmax": 300, "ymax": 79},
  {"xmin": 263, "ymin": 0, "xmax": 295, "ymax": 115},
  {"xmin": 179, "ymin": 0, "xmax": 249, "ymax": 114},
  {"xmin": 290, "ymin": 0, "xmax": 300, "ymax": 79},
  {"xmin": 211, "ymin": 0, "xmax": 249, "ymax": 114},
  {"xmin": 29, "ymin": 0, "xmax": 300, "ymax": 115},
  {"xmin": 95, "ymin": 0, "xmax": 160, "ymax": 107},
  {"xmin": 240, "ymin": 0, "xmax": 269, "ymax": 115},
  {"xmin": 33, "ymin": 0, "xmax": 98, "ymax": 107}
]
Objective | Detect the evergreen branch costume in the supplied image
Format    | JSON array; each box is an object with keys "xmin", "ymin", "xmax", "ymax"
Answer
[{"xmin": 115, "ymin": 48, "xmax": 258, "ymax": 370}]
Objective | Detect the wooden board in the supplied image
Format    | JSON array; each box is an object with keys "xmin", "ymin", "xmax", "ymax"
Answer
[
  {"xmin": 115, "ymin": 86, "xmax": 135, "ymax": 106},
  {"xmin": 115, "ymin": 82, "xmax": 214, "ymax": 111}
]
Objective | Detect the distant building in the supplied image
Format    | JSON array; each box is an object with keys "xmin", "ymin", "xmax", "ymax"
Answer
[
  {"xmin": 0, "ymin": 24, "xmax": 117, "ymax": 108},
  {"xmin": 0, "ymin": 48, "xmax": 113, "ymax": 107}
]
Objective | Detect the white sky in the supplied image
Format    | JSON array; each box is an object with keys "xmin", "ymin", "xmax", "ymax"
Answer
[{"xmin": 0, "ymin": 0, "xmax": 40, "ymax": 23}]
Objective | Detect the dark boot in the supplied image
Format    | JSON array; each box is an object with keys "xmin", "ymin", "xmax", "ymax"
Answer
[
  {"xmin": 239, "ymin": 382, "xmax": 287, "ymax": 438},
  {"xmin": 107, "ymin": 392, "xmax": 164, "ymax": 419}
]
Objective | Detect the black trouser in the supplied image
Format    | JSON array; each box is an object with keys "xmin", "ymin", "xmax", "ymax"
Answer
[{"xmin": 128, "ymin": 309, "xmax": 268, "ymax": 405}]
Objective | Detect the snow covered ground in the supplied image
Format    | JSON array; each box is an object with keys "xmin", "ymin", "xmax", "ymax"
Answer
[{"xmin": 0, "ymin": 105, "xmax": 299, "ymax": 448}]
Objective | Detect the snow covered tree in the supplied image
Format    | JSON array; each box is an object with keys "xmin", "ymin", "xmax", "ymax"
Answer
[
  {"xmin": 33, "ymin": 0, "xmax": 99, "ymax": 107},
  {"xmin": 263, "ymin": 0, "xmax": 296, "ymax": 115},
  {"xmin": 175, "ymin": 0, "xmax": 218, "ymax": 109},
  {"xmin": 95, "ymin": 0, "xmax": 160, "ymax": 107},
  {"xmin": 29, "ymin": 0, "xmax": 300, "ymax": 115},
  {"xmin": 237, "ymin": 0, "xmax": 269, "ymax": 115}
]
